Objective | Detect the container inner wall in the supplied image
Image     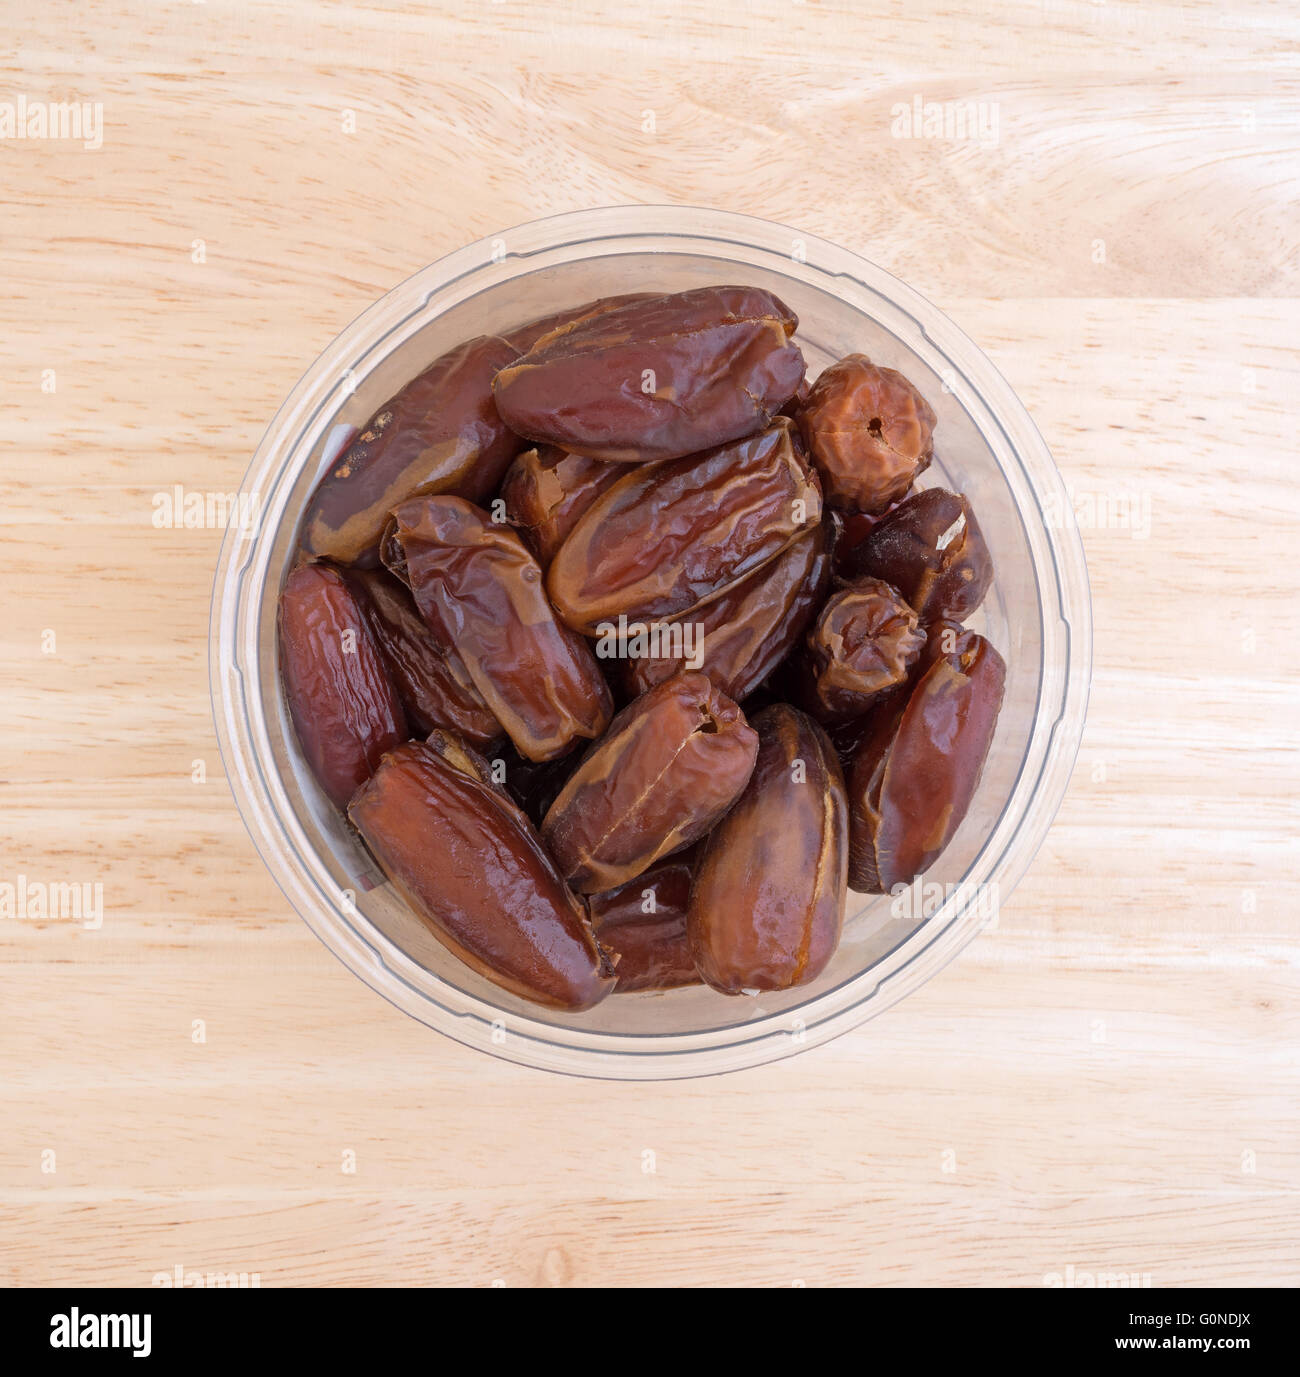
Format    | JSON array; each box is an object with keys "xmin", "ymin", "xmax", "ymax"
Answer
[{"xmin": 255, "ymin": 250, "xmax": 1041, "ymax": 1038}]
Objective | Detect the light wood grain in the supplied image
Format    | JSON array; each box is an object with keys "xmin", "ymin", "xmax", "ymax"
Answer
[{"xmin": 1, "ymin": 0, "xmax": 1298, "ymax": 1288}]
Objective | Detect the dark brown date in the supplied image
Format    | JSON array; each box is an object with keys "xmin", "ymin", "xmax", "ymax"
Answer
[
  {"xmin": 620, "ymin": 516, "xmax": 837, "ymax": 702},
  {"xmin": 346, "ymin": 567, "xmax": 501, "ymax": 747},
  {"xmin": 349, "ymin": 740, "xmax": 614, "ymax": 1010},
  {"xmin": 541, "ymin": 671, "xmax": 759, "ymax": 894},
  {"xmin": 689, "ymin": 704, "xmax": 847, "ymax": 993},
  {"xmin": 847, "ymin": 630, "xmax": 1005, "ymax": 893},
  {"xmin": 493, "ymin": 286, "xmax": 806, "ymax": 463},
  {"xmin": 797, "ymin": 354, "xmax": 935, "ymax": 513},
  {"xmin": 589, "ymin": 855, "xmax": 701, "ymax": 993},
  {"xmin": 277, "ymin": 562, "xmax": 408, "ymax": 808},
  {"xmin": 793, "ymin": 575, "xmax": 926, "ymax": 725},
  {"xmin": 299, "ymin": 334, "xmax": 523, "ymax": 566},
  {"xmin": 547, "ymin": 417, "xmax": 823, "ymax": 635},
  {"xmin": 499, "ymin": 444, "xmax": 624, "ymax": 566},
  {"xmin": 392, "ymin": 495, "xmax": 613, "ymax": 762},
  {"xmin": 842, "ymin": 487, "xmax": 993, "ymax": 624},
  {"xmin": 834, "ymin": 490, "xmax": 913, "ymax": 573},
  {"xmin": 826, "ymin": 616, "xmax": 971, "ymax": 769},
  {"xmin": 501, "ymin": 292, "xmax": 655, "ymax": 354}
]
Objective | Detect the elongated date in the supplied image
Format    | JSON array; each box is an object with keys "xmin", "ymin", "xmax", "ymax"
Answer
[
  {"xmin": 793, "ymin": 575, "xmax": 926, "ymax": 725},
  {"xmin": 547, "ymin": 417, "xmax": 822, "ymax": 635},
  {"xmin": 589, "ymin": 854, "xmax": 701, "ymax": 993},
  {"xmin": 277, "ymin": 562, "xmax": 408, "ymax": 808},
  {"xmin": 346, "ymin": 567, "xmax": 501, "ymax": 746},
  {"xmin": 494, "ymin": 286, "xmax": 806, "ymax": 463},
  {"xmin": 392, "ymin": 495, "xmax": 612, "ymax": 762},
  {"xmin": 300, "ymin": 334, "xmax": 523, "ymax": 566},
  {"xmin": 499, "ymin": 444, "xmax": 623, "ymax": 566},
  {"xmin": 842, "ymin": 487, "xmax": 993, "ymax": 623},
  {"xmin": 541, "ymin": 671, "xmax": 758, "ymax": 894},
  {"xmin": 501, "ymin": 292, "xmax": 655, "ymax": 354},
  {"xmin": 797, "ymin": 354, "xmax": 935, "ymax": 513},
  {"xmin": 689, "ymin": 704, "xmax": 848, "ymax": 993},
  {"xmin": 350, "ymin": 740, "xmax": 615, "ymax": 1010},
  {"xmin": 847, "ymin": 629, "xmax": 1005, "ymax": 893},
  {"xmin": 620, "ymin": 516, "xmax": 837, "ymax": 701}
]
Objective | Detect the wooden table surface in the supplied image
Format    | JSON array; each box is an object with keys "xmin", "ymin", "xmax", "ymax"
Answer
[{"xmin": 3, "ymin": 0, "xmax": 1297, "ymax": 1288}]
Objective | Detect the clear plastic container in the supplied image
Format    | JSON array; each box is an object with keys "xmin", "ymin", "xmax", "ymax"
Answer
[{"xmin": 210, "ymin": 206, "xmax": 1091, "ymax": 1079}]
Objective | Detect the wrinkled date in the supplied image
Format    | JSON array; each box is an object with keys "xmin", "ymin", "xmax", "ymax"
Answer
[
  {"xmin": 350, "ymin": 740, "xmax": 614, "ymax": 1010},
  {"xmin": 392, "ymin": 495, "xmax": 612, "ymax": 761},
  {"xmin": 793, "ymin": 575, "xmax": 926, "ymax": 725},
  {"xmin": 847, "ymin": 630, "xmax": 1006, "ymax": 893},
  {"xmin": 347, "ymin": 567, "xmax": 501, "ymax": 747},
  {"xmin": 547, "ymin": 417, "xmax": 822, "ymax": 635},
  {"xmin": 689, "ymin": 704, "xmax": 848, "ymax": 993},
  {"xmin": 499, "ymin": 444, "xmax": 624, "ymax": 566},
  {"xmin": 797, "ymin": 354, "xmax": 935, "ymax": 513},
  {"xmin": 589, "ymin": 854, "xmax": 701, "ymax": 993},
  {"xmin": 300, "ymin": 334, "xmax": 523, "ymax": 566},
  {"xmin": 842, "ymin": 487, "xmax": 993, "ymax": 624},
  {"xmin": 278, "ymin": 562, "xmax": 408, "ymax": 808},
  {"xmin": 541, "ymin": 671, "xmax": 758, "ymax": 894},
  {"xmin": 620, "ymin": 516, "xmax": 837, "ymax": 702},
  {"xmin": 493, "ymin": 286, "xmax": 806, "ymax": 463}
]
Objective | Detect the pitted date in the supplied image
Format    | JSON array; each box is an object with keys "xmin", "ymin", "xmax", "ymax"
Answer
[
  {"xmin": 500, "ymin": 444, "xmax": 623, "ymax": 566},
  {"xmin": 589, "ymin": 854, "xmax": 701, "ymax": 993},
  {"xmin": 847, "ymin": 630, "xmax": 1005, "ymax": 893},
  {"xmin": 842, "ymin": 487, "xmax": 993, "ymax": 624},
  {"xmin": 689, "ymin": 704, "xmax": 847, "ymax": 993},
  {"xmin": 797, "ymin": 354, "xmax": 935, "ymax": 513},
  {"xmin": 350, "ymin": 740, "xmax": 614, "ymax": 1010},
  {"xmin": 347, "ymin": 567, "xmax": 501, "ymax": 747},
  {"xmin": 277, "ymin": 562, "xmax": 408, "ymax": 808},
  {"xmin": 620, "ymin": 516, "xmax": 837, "ymax": 702},
  {"xmin": 793, "ymin": 575, "xmax": 926, "ymax": 725},
  {"xmin": 392, "ymin": 495, "xmax": 612, "ymax": 761},
  {"xmin": 541, "ymin": 671, "xmax": 758, "ymax": 894},
  {"xmin": 493, "ymin": 286, "xmax": 806, "ymax": 463},
  {"xmin": 547, "ymin": 417, "xmax": 822, "ymax": 635},
  {"xmin": 300, "ymin": 334, "xmax": 522, "ymax": 566}
]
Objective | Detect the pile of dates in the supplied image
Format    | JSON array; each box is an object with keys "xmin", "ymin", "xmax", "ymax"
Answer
[{"xmin": 278, "ymin": 285, "xmax": 1004, "ymax": 1011}]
